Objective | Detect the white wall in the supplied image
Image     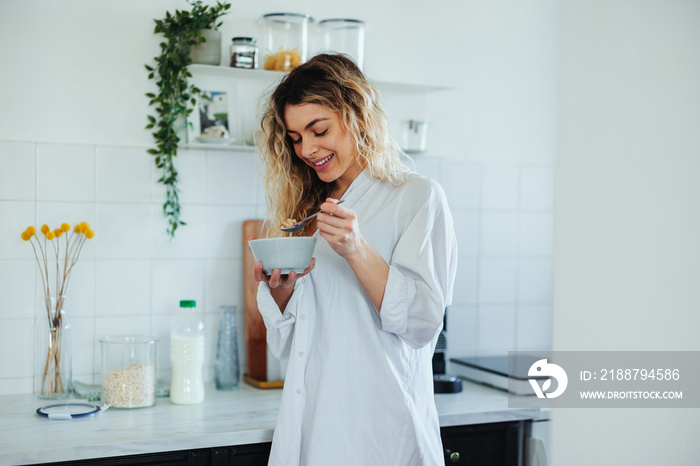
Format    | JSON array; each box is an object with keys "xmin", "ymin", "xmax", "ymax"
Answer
[
  {"xmin": 0, "ymin": 0, "xmax": 557, "ymax": 397},
  {"xmin": 552, "ymin": 0, "xmax": 700, "ymax": 463}
]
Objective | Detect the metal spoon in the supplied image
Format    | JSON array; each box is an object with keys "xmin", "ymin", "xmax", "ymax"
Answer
[{"xmin": 279, "ymin": 200, "xmax": 345, "ymax": 234}]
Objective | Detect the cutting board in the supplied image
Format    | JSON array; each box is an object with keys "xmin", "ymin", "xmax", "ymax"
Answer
[{"xmin": 242, "ymin": 219, "xmax": 284, "ymax": 389}]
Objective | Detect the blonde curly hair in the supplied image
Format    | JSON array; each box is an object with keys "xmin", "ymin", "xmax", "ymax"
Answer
[{"xmin": 259, "ymin": 53, "xmax": 412, "ymax": 237}]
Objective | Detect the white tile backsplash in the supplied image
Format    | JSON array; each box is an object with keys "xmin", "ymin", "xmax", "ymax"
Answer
[
  {"xmin": 37, "ymin": 144, "xmax": 96, "ymax": 202},
  {"xmin": 477, "ymin": 304, "xmax": 516, "ymax": 356},
  {"xmin": 515, "ymin": 304, "xmax": 553, "ymax": 351},
  {"xmin": 480, "ymin": 212, "xmax": 519, "ymax": 256},
  {"xmin": 151, "ymin": 205, "xmax": 207, "ymax": 259},
  {"xmin": 412, "ymin": 156, "xmax": 441, "ymax": 182},
  {"xmin": 71, "ymin": 316, "xmax": 96, "ymax": 379},
  {"xmin": 0, "ymin": 141, "xmax": 555, "ymax": 394},
  {"xmin": 0, "ymin": 201, "xmax": 37, "ymax": 260},
  {"xmin": 205, "ymin": 205, "xmax": 258, "ymax": 259},
  {"xmin": 441, "ymin": 160, "xmax": 480, "ymax": 211},
  {"xmin": 0, "ymin": 319, "xmax": 34, "ymax": 379},
  {"xmin": 96, "ymin": 146, "xmax": 152, "ymax": 203},
  {"xmin": 520, "ymin": 166, "xmax": 554, "ymax": 211},
  {"xmin": 481, "ymin": 164, "xmax": 519, "ymax": 210},
  {"xmin": 517, "ymin": 258, "xmax": 553, "ymax": 303},
  {"xmin": 0, "ymin": 261, "xmax": 36, "ymax": 319},
  {"xmin": 444, "ymin": 305, "xmax": 477, "ymax": 358},
  {"xmin": 205, "ymin": 259, "xmax": 244, "ymax": 316},
  {"xmin": 479, "ymin": 258, "xmax": 518, "ymax": 304},
  {"xmin": 0, "ymin": 141, "xmax": 36, "ymax": 201},
  {"xmin": 95, "ymin": 203, "xmax": 152, "ymax": 259},
  {"xmin": 451, "ymin": 211, "xmax": 479, "ymax": 257},
  {"xmin": 206, "ymin": 151, "xmax": 260, "ymax": 205},
  {"xmin": 56, "ymin": 260, "xmax": 96, "ymax": 318},
  {"xmin": 451, "ymin": 258, "xmax": 478, "ymax": 306},
  {"xmin": 95, "ymin": 260, "xmax": 152, "ymax": 316},
  {"xmin": 519, "ymin": 212, "xmax": 554, "ymax": 256},
  {"xmin": 150, "ymin": 260, "xmax": 206, "ymax": 316},
  {"xmin": 171, "ymin": 149, "xmax": 208, "ymax": 205}
]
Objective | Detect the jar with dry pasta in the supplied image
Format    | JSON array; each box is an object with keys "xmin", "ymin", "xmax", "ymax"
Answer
[
  {"xmin": 100, "ymin": 336, "xmax": 158, "ymax": 408},
  {"xmin": 259, "ymin": 13, "xmax": 313, "ymax": 71}
]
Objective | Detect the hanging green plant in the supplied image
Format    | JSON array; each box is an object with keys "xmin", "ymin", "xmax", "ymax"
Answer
[{"xmin": 145, "ymin": 0, "xmax": 231, "ymax": 237}]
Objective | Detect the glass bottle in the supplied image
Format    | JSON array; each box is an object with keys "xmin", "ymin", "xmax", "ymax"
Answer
[
  {"xmin": 214, "ymin": 305, "xmax": 240, "ymax": 390},
  {"xmin": 170, "ymin": 300, "xmax": 205, "ymax": 405}
]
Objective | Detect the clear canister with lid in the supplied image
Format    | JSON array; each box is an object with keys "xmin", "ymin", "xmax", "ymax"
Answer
[
  {"xmin": 317, "ymin": 19, "xmax": 366, "ymax": 70},
  {"xmin": 259, "ymin": 12, "xmax": 314, "ymax": 71},
  {"xmin": 100, "ymin": 336, "xmax": 158, "ymax": 409},
  {"xmin": 230, "ymin": 37, "xmax": 259, "ymax": 69}
]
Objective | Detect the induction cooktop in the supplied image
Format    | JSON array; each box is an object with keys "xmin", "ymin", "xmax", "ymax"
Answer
[{"xmin": 449, "ymin": 354, "xmax": 547, "ymax": 395}]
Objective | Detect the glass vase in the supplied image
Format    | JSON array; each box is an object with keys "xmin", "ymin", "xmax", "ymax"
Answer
[
  {"xmin": 34, "ymin": 295, "xmax": 72, "ymax": 399},
  {"xmin": 214, "ymin": 305, "xmax": 240, "ymax": 390}
]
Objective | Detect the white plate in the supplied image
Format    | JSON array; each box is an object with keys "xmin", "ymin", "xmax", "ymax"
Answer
[{"xmin": 195, "ymin": 136, "xmax": 236, "ymax": 145}]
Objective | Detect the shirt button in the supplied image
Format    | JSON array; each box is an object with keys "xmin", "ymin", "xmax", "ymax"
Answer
[
  {"xmin": 299, "ymin": 315, "xmax": 305, "ymax": 320},
  {"xmin": 298, "ymin": 351, "xmax": 304, "ymax": 357},
  {"xmin": 297, "ymin": 389, "xmax": 302, "ymax": 394}
]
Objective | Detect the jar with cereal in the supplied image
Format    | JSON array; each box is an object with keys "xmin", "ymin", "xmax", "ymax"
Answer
[{"xmin": 100, "ymin": 336, "xmax": 158, "ymax": 409}]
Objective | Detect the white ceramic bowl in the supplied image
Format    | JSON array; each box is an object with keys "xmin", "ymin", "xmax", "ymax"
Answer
[{"xmin": 249, "ymin": 237, "xmax": 317, "ymax": 274}]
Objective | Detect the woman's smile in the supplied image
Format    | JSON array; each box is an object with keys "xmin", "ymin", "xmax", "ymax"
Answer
[{"xmin": 311, "ymin": 153, "xmax": 334, "ymax": 169}]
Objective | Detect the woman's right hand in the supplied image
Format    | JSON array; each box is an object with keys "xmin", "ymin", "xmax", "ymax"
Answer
[
  {"xmin": 252, "ymin": 258, "xmax": 315, "ymax": 288},
  {"xmin": 253, "ymin": 258, "xmax": 315, "ymax": 312}
]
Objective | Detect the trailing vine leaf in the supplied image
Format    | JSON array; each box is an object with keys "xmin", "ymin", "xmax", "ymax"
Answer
[{"xmin": 146, "ymin": 0, "xmax": 231, "ymax": 237}]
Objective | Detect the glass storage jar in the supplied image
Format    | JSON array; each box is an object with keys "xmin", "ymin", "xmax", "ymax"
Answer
[
  {"xmin": 317, "ymin": 19, "xmax": 366, "ymax": 70},
  {"xmin": 230, "ymin": 37, "xmax": 259, "ymax": 69},
  {"xmin": 259, "ymin": 12, "xmax": 314, "ymax": 71},
  {"xmin": 100, "ymin": 336, "xmax": 158, "ymax": 409}
]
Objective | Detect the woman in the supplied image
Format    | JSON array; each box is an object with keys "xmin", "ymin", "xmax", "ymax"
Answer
[{"xmin": 254, "ymin": 53, "xmax": 457, "ymax": 466}]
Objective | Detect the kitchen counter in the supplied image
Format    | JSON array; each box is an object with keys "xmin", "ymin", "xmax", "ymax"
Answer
[{"xmin": 0, "ymin": 380, "xmax": 539, "ymax": 465}]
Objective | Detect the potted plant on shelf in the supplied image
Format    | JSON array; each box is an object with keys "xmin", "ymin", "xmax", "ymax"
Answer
[{"xmin": 145, "ymin": 0, "xmax": 231, "ymax": 237}]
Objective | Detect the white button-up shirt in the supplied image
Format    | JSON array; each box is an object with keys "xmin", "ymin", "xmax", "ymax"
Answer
[{"xmin": 257, "ymin": 170, "xmax": 458, "ymax": 466}]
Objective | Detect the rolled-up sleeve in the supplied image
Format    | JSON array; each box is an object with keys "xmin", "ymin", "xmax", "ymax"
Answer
[
  {"xmin": 257, "ymin": 280, "xmax": 305, "ymax": 359},
  {"xmin": 379, "ymin": 180, "xmax": 458, "ymax": 349}
]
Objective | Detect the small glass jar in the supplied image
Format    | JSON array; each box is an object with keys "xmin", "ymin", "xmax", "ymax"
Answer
[
  {"xmin": 100, "ymin": 336, "xmax": 158, "ymax": 409},
  {"xmin": 259, "ymin": 12, "xmax": 314, "ymax": 71},
  {"xmin": 317, "ymin": 19, "xmax": 366, "ymax": 70},
  {"xmin": 230, "ymin": 37, "xmax": 259, "ymax": 69}
]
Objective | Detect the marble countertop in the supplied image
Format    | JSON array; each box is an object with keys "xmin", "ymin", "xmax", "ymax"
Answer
[{"xmin": 0, "ymin": 380, "xmax": 539, "ymax": 465}]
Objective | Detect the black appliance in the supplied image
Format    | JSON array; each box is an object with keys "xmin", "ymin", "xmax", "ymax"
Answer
[{"xmin": 432, "ymin": 312, "xmax": 462, "ymax": 394}]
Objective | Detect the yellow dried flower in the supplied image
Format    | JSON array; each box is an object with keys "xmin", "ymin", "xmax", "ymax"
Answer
[
  {"xmin": 27, "ymin": 226, "xmax": 36, "ymax": 236},
  {"xmin": 53, "ymin": 229, "xmax": 63, "ymax": 238},
  {"xmin": 41, "ymin": 224, "xmax": 50, "ymax": 235},
  {"xmin": 60, "ymin": 223, "xmax": 70, "ymax": 232},
  {"xmin": 46, "ymin": 231, "xmax": 55, "ymax": 240},
  {"xmin": 85, "ymin": 229, "xmax": 95, "ymax": 239},
  {"xmin": 74, "ymin": 225, "xmax": 81, "ymax": 233},
  {"xmin": 21, "ymin": 231, "xmax": 30, "ymax": 241}
]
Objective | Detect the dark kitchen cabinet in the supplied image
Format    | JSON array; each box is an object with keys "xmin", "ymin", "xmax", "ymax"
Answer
[
  {"xmin": 441, "ymin": 421, "xmax": 526, "ymax": 465},
  {"xmin": 37, "ymin": 422, "xmax": 525, "ymax": 466},
  {"xmin": 35, "ymin": 442, "xmax": 272, "ymax": 466}
]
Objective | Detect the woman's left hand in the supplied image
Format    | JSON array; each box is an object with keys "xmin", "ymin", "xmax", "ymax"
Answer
[{"xmin": 317, "ymin": 198, "xmax": 365, "ymax": 259}]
